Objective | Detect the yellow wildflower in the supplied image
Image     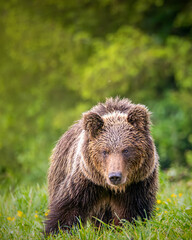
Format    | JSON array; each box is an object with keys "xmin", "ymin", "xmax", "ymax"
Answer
[
  {"xmin": 35, "ymin": 214, "xmax": 38, "ymax": 218},
  {"xmin": 179, "ymin": 193, "xmax": 183, "ymax": 197},
  {"xmin": 7, "ymin": 217, "xmax": 15, "ymax": 221},
  {"xmin": 17, "ymin": 210, "xmax": 23, "ymax": 217},
  {"xmin": 156, "ymin": 207, "xmax": 159, "ymax": 211},
  {"xmin": 171, "ymin": 194, "xmax": 177, "ymax": 198},
  {"xmin": 167, "ymin": 198, "xmax": 171, "ymax": 202},
  {"xmin": 157, "ymin": 199, "xmax": 161, "ymax": 204},
  {"xmin": 44, "ymin": 209, "xmax": 50, "ymax": 216},
  {"xmin": 35, "ymin": 210, "xmax": 38, "ymax": 213},
  {"xmin": 164, "ymin": 211, "xmax": 168, "ymax": 213}
]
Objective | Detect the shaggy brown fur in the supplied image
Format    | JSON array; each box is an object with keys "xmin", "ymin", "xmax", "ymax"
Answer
[{"xmin": 45, "ymin": 97, "xmax": 159, "ymax": 235}]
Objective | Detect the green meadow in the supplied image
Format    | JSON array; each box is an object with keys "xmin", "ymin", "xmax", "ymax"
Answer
[{"xmin": 1, "ymin": 171, "xmax": 192, "ymax": 240}]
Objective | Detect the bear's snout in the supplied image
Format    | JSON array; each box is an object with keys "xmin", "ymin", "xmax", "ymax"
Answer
[{"xmin": 108, "ymin": 172, "xmax": 122, "ymax": 185}]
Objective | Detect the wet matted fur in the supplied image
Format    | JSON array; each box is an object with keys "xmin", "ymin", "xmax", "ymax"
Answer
[{"xmin": 45, "ymin": 97, "xmax": 159, "ymax": 235}]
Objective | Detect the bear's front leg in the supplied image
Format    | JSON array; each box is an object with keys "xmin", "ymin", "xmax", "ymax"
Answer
[
  {"xmin": 111, "ymin": 178, "xmax": 157, "ymax": 225},
  {"xmin": 45, "ymin": 203, "xmax": 86, "ymax": 235},
  {"xmin": 45, "ymin": 179, "xmax": 100, "ymax": 235}
]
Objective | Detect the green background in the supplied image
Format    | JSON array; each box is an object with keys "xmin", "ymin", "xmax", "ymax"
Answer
[{"xmin": 0, "ymin": 0, "xmax": 192, "ymax": 188}]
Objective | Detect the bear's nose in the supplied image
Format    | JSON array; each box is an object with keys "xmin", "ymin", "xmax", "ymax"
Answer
[{"xmin": 108, "ymin": 172, "xmax": 122, "ymax": 185}]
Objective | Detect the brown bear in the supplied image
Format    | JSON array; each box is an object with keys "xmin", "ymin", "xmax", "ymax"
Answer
[{"xmin": 45, "ymin": 97, "xmax": 159, "ymax": 235}]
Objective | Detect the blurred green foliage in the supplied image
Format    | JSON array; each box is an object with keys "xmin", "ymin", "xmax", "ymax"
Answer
[{"xmin": 0, "ymin": 0, "xmax": 191, "ymax": 187}]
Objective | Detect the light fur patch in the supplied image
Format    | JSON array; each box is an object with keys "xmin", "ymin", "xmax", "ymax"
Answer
[
  {"xmin": 102, "ymin": 111, "xmax": 127, "ymax": 121},
  {"xmin": 71, "ymin": 130, "xmax": 85, "ymax": 176}
]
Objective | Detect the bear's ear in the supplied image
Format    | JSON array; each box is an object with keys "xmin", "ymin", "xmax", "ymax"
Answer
[
  {"xmin": 83, "ymin": 112, "xmax": 104, "ymax": 138},
  {"xmin": 127, "ymin": 105, "xmax": 151, "ymax": 131}
]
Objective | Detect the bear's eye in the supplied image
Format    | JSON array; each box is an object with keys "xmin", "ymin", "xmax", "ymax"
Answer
[
  {"xmin": 102, "ymin": 150, "xmax": 109, "ymax": 157},
  {"xmin": 122, "ymin": 149, "xmax": 130, "ymax": 157}
]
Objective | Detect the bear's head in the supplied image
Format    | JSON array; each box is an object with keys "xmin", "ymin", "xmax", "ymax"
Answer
[{"xmin": 82, "ymin": 104, "xmax": 157, "ymax": 192}]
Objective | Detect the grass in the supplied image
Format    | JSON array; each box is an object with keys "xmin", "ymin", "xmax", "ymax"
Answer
[{"xmin": 0, "ymin": 171, "xmax": 192, "ymax": 240}]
